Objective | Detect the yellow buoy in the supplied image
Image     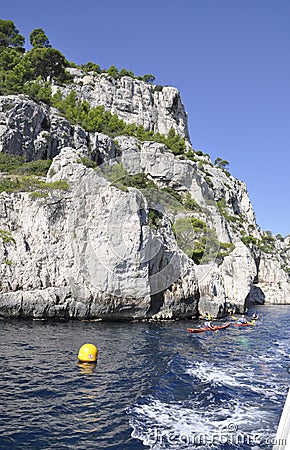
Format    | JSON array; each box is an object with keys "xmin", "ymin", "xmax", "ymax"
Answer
[{"xmin": 78, "ymin": 343, "xmax": 98, "ymax": 363}]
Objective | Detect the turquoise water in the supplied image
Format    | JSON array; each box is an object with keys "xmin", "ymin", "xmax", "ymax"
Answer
[{"xmin": 0, "ymin": 305, "xmax": 289, "ymax": 449}]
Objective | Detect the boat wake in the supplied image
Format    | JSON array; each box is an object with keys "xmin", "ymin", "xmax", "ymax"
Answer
[
  {"xmin": 130, "ymin": 396, "xmax": 273, "ymax": 449},
  {"xmin": 129, "ymin": 336, "xmax": 290, "ymax": 449}
]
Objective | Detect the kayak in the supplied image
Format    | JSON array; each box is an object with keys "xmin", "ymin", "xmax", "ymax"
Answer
[
  {"xmin": 187, "ymin": 322, "xmax": 231, "ymax": 333},
  {"xmin": 233, "ymin": 321, "xmax": 255, "ymax": 327},
  {"xmin": 232, "ymin": 315, "xmax": 259, "ymax": 321}
]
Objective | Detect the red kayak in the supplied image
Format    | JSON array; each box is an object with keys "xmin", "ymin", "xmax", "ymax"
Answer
[
  {"xmin": 233, "ymin": 321, "xmax": 255, "ymax": 327},
  {"xmin": 187, "ymin": 322, "xmax": 231, "ymax": 333}
]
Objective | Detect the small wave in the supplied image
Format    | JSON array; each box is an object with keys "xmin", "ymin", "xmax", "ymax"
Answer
[{"xmin": 272, "ymin": 340, "xmax": 290, "ymax": 358}]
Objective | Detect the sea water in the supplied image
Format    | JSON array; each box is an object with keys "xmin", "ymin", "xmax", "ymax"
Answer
[{"xmin": 0, "ymin": 305, "xmax": 289, "ymax": 449}]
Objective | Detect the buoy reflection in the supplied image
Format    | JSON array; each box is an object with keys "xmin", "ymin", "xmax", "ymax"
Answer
[{"xmin": 78, "ymin": 362, "xmax": 97, "ymax": 374}]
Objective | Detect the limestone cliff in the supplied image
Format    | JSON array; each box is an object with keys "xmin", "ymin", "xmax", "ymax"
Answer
[
  {"xmin": 0, "ymin": 79, "xmax": 289, "ymax": 320},
  {"xmin": 53, "ymin": 69, "xmax": 190, "ymax": 140}
]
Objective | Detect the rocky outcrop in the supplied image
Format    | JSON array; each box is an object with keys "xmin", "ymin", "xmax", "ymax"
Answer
[
  {"xmin": 254, "ymin": 253, "xmax": 290, "ymax": 304},
  {"xmin": 0, "ymin": 95, "xmax": 119, "ymax": 163},
  {"xmin": 52, "ymin": 69, "xmax": 190, "ymax": 140},
  {"xmin": 0, "ymin": 147, "xmax": 199, "ymax": 319},
  {"xmin": 0, "ymin": 82, "xmax": 289, "ymax": 320}
]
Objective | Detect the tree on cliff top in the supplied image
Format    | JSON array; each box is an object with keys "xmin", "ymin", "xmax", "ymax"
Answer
[
  {"xmin": 27, "ymin": 47, "xmax": 69, "ymax": 82},
  {"xmin": 0, "ymin": 19, "xmax": 25, "ymax": 51},
  {"xmin": 30, "ymin": 28, "xmax": 51, "ymax": 48},
  {"xmin": 0, "ymin": 20, "xmax": 69, "ymax": 93},
  {"xmin": 28, "ymin": 28, "xmax": 68, "ymax": 82}
]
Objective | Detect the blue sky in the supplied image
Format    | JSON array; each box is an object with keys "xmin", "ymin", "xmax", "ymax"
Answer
[{"xmin": 2, "ymin": 0, "xmax": 290, "ymax": 235}]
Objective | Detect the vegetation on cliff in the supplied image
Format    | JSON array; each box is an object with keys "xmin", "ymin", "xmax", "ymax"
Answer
[
  {"xmin": 0, "ymin": 153, "xmax": 51, "ymax": 176},
  {"xmin": 0, "ymin": 19, "xmax": 190, "ymax": 156},
  {"xmin": 0, "ymin": 19, "xmax": 155, "ymax": 96},
  {"xmin": 51, "ymin": 90, "xmax": 187, "ymax": 154}
]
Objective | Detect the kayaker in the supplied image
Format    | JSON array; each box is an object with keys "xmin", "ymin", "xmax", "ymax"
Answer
[
  {"xmin": 252, "ymin": 312, "xmax": 258, "ymax": 320},
  {"xmin": 238, "ymin": 316, "xmax": 247, "ymax": 324},
  {"xmin": 204, "ymin": 320, "xmax": 215, "ymax": 330},
  {"xmin": 204, "ymin": 312, "xmax": 212, "ymax": 321}
]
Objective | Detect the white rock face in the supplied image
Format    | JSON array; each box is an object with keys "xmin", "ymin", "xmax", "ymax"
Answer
[
  {"xmin": 0, "ymin": 95, "xmax": 120, "ymax": 164},
  {"xmin": 196, "ymin": 265, "xmax": 227, "ymax": 317},
  {"xmin": 219, "ymin": 242, "xmax": 257, "ymax": 309},
  {"xmin": 0, "ymin": 148, "xmax": 153, "ymax": 319},
  {"xmin": 53, "ymin": 72, "xmax": 190, "ymax": 139},
  {"xmin": 0, "ymin": 96, "xmax": 81, "ymax": 160},
  {"xmin": 0, "ymin": 147, "xmax": 199, "ymax": 319},
  {"xmin": 0, "ymin": 84, "xmax": 289, "ymax": 320},
  {"xmin": 254, "ymin": 254, "xmax": 290, "ymax": 304}
]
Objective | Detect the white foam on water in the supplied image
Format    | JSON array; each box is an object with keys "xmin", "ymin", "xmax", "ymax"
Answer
[
  {"xmin": 184, "ymin": 360, "xmax": 286, "ymax": 401},
  {"xmin": 129, "ymin": 332, "xmax": 290, "ymax": 448},
  {"xmin": 185, "ymin": 361, "xmax": 249, "ymax": 388},
  {"xmin": 130, "ymin": 397, "xmax": 274, "ymax": 449}
]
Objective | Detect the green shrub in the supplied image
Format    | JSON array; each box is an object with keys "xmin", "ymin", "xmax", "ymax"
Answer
[
  {"xmin": 14, "ymin": 159, "xmax": 52, "ymax": 176},
  {"xmin": 4, "ymin": 260, "xmax": 13, "ymax": 265},
  {"xmin": 174, "ymin": 216, "xmax": 195, "ymax": 257},
  {"xmin": 218, "ymin": 242, "xmax": 235, "ymax": 257},
  {"xmin": 0, "ymin": 175, "xmax": 69, "ymax": 194},
  {"xmin": 242, "ymin": 235, "xmax": 258, "ymax": 246},
  {"xmin": 142, "ymin": 74, "xmax": 155, "ymax": 83},
  {"xmin": 81, "ymin": 62, "xmax": 101, "ymax": 74},
  {"xmin": 98, "ymin": 162, "xmax": 158, "ymax": 193},
  {"xmin": 191, "ymin": 244, "xmax": 205, "ymax": 264},
  {"xmin": 0, "ymin": 153, "xmax": 26, "ymax": 172},
  {"xmin": 107, "ymin": 65, "xmax": 119, "ymax": 79},
  {"xmin": 29, "ymin": 191, "xmax": 49, "ymax": 198},
  {"xmin": 201, "ymin": 228, "xmax": 220, "ymax": 263},
  {"xmin": 23, "ymin": 78, "xmax": 52, "ymax": 104},
  {"xmin": 184, "ymin": 149, "xmax": 196, "ymax": 162},
  {"xmin": 241, "ymin": 233, "xmax": 276, "ymax": 254},
  {"xmin": 205, "ymin": 176, "xmax": 214, "ymax": 188},
  {"xmin": 123, "ymin": 173, "xmax": 156, "ymax": 190},
  {"xmin": 190, "ymin": 217, "xmax": 207, "ymax": 230},
  {"xmin": 173, "ymin": 215, "xmax": 234, "ymax": 264},
  {"xmin": 148, "ymin": 209, "xmax": 163, "ymax": 230},
  {"xmin": 159, "ymin": 187, "xmax": 182, "ymax": 203},
  {"xmin": 259, "ymin": 234, "xmax": 276, "ymax": 254},
  {"xmin": 160, "ymin": 128, "xmax": 186, "ymax": 155},
  {"xmin": 119, "ymin": 68, "xmax": 135, "ymax": 78},
  {"xmin": 183, "ymin": 192, "xmax": 200, "ymax": 211},
  {"xmin": 0, "ymin": 153, "xmax": 52, "ymax": 176},
  {"xmin": 45, "ymin": 179, "xmax": 69, "ymax": 190},
  {"xmin": 227, "ymin": 214, "xmax": 244, "ymax": 224},
  {"xmin": 79, "ymin": 157, "xmax": 97, "ymax": 169},
  {"xmin": 214, "ymin": 157, "xmax": 230, "ymax": 170},
  {"xmin": 217, "ymin": 198, "xmax": 227, "ymax": 211},
  {"xmin": 0, "ymin": 229, "xmax": 16, "ymax": 245},
  {"xmin": 97, "ymin": 163, "xmax": 128, "ymax": 191}
]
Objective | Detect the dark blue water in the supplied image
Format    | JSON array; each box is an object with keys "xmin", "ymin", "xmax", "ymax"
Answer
[{"xmin": 0, "ymin": 305, "xmax": 289, "ymax": 449}]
